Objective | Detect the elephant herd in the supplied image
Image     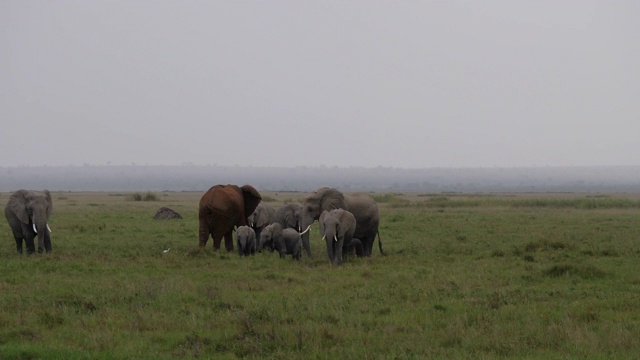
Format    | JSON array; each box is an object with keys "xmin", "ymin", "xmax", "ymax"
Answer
[
  {"xmin": 4, "ymin": 185, "xmax": 384, "ymax": 265},
  {"xmin": 198, "ymin": 184, "xmax": 384, "ymax": 265}
]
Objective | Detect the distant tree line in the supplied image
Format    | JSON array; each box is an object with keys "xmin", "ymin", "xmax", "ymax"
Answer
[{"xmin": 2, "ymin": 165, "xmax": 640, "ymax": 193}]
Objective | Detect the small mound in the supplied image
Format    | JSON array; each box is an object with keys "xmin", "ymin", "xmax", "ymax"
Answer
[{"xmin": 153, "ymin": 207, "xmax": 183, "ymax": 220}]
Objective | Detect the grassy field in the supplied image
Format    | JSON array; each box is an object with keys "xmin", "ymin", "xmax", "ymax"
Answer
[{"xmin": 1, "ymin": 191, "xmax": 640, "ymax": 359}]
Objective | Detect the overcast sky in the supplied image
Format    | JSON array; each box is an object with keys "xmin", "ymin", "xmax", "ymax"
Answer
[{"xmin": 1, "ymin": 1, "xmax": 638, "ymax": 169}]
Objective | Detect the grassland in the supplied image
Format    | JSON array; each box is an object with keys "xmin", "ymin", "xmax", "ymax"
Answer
[{"xmin": 1, "ymin": 191, "xmax": 640, "ymax": 359}]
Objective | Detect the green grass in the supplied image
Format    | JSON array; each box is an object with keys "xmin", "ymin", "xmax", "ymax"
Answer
[{"xmin": 1, "ymin": 191, "xmax": 640, "ymax": 358}]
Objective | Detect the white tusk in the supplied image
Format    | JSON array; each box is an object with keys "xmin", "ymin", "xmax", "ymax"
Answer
[
  {"xmin": 299, "ymin": 225, "xmax": 311, "ymax": 236},
  {"xmin": 334, "ymin": 235, "xmax": 338, "ymax": 242},
  {"xmin": 33, "ymin": 223, "xmax": 38, "ymax": 234},
  {"xmin": 322, "ymin": 235, "xmax": 326, "ymax": 241},
  {"xmin": 47, "ymin": 224, "xmax": 52, "ymax": 233}
]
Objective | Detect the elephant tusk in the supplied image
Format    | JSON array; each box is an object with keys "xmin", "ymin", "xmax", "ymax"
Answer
[
  {"xmin": 33, "ymin": 223, "xmax": 38, "ymax": 234},
  {"xmin": 322, "ymin": 235, "xmax": 326, "ymax": 241},
  {"xmin": 300, "ymin": 225, "xmax": 311, "ymax": 236},
  {"xmin": 47, "ymin": 224, "xmax": 52, "ymax": 233},
  {"xmin": 334, "ymin": 235, "xmax": 338, "ymax": 242}
]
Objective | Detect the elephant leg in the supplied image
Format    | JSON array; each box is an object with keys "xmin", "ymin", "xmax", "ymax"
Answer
[
  {"xmin": 352, "ymin": 238, "xmax": 364, "ymax": 257},
  {"xmin": 25, "ymin": 236, "xmax": 36, "ymax": 254},
  {"xmin": 302, "ymin": 236, "xmax": 311, "ymax": 258},
  {"xmin": 224, "ymin": 232, "xmax": 234, "ymax": 252},
  {"xmin": 199, "ymin": 236, "xmax": 208, "ymax": 247},
  {"xmin": 212, "ymin": 235, "xmax": 222, "ymax": 250},
  {"xmin": 14, "ymin": 236, "xmax": 24, "ymax": 254},
  {"xmin": 335, "ymin": 239, "xmax": 344, "ymax": 265},
  {"xmin": 362, "ymin": 235, "xmax": 375, "ymax": 257}
]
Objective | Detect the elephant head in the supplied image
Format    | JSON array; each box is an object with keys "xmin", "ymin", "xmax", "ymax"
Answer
[
  {"xmin": 319, "ymin": 209, "xmax": 356, "ymax": 265},
  {"xmin": 198, "ymin": 184, "xmax": 262, "ymax": 251},
  {"xmin": 275, "ymin": 202, "xmax": 302, "ymax": 230},
  {"xmin": 248, "ymin": 202, "xmax": 273, "ymax": 228},
  {"xmin": 300, "ymin": 188, "xmax": 346, "ymax": 231},
  {"xmin": 4, "ymin": 189, "xmax": 53, "ymax": 253}
]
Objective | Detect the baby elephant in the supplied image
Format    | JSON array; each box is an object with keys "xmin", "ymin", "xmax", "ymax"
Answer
[
  {"xmin": 260, "ymin": 223, "xmax": 308, "ymax": 260},
  {"xmin": 274, "ymin": 228, "xmax": 303, "ymax": 261},
  {"xmin": 258, "ymin": 223, "xmax": 282, "ymax": 252},
  {"xmin": 236, "ymin": 226, "xmax": 256, "ymax": 256},
  {"xmin": 319, "ymin": 209, "xmax": 362, "ymax": 265}
]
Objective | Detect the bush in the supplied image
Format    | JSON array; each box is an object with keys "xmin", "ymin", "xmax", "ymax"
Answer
[{"xmin": 129, "ymin": 192, "xmax": 159, "ymax": 201}]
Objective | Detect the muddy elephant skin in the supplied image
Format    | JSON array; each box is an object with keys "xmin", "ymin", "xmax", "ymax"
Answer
[{"xmin": 198, "ymin": 184, "xmax": 261, "ymax": 251}]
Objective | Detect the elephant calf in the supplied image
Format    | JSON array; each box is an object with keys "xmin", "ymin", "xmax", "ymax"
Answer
[
  {"xmin": 275, "ymin": 228, "xmax": 303, "ymax": 261},
  {"xmin": 236, "ymin": 226, "xmax": 257, "ymax": 256},
  {"xmin": 258, "ymin": 223, "xmax": 282, "ymax": 253},
  {"xmin": 260, "ymin": 223, "xmax": 302, "ymax": 260}
]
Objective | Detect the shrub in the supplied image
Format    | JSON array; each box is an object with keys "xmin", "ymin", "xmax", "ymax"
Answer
[{"xmin": 129, "ymin": 192, "xmax": 159, "ymax": 201}]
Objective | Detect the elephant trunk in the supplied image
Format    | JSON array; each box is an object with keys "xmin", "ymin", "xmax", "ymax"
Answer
[
  {"xmin": 33, "ymin": 213, "xmax": 49, "ymax": 252},
  {"xmin": 324, "ymin": 234, "xmax": 335, "ymax": 263},
  {"xmin": 299, "ymin": 215, "xmax": 316, "ymax": 257}
]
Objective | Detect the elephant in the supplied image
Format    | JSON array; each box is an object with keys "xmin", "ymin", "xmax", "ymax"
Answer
[
  {"xmin": 259, "ymin": 223, "xmax": 309, "ymax": 260},
  {"xmin": 4, "ymin": 189, "xmax": 53, "ymax": 254},
  {"xmin": 258, "ymin": 222, "xmax": 282, "ymax": 253},
  {"xmin": 198, "ymin": 184, "xmax": 262, "ymax": 251},
  {"xmin": 236, "ymin": 225, "xmax": 257, "ymax": 256},
  {"xmin": 275, "ymin": 202, "xmax": 311, "ymax": 256},
  {"xmin": 247, "ymin": 202, "xmax": 276, "ymax": 243},
  {"xmin": 300, "ymin": 187, "xmax": 383, "ymax": 257},
  {"xmin": 274, "ymin": 228, "xmax": 304, "ymax": 261},
  {"xmin": 319, "ymin": 209, "xmax": 363, "ymax": 265}
]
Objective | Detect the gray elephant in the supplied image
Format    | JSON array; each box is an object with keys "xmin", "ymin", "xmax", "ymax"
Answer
[
  {"xmin": 247, "ymin": 202, "xmax": 276, "ymax": 243},
  {"xmin": 258, "ymin": 222, "xmax": 282, "ymax": 252},
  {"xmin": 300, "ymin": 187, "xmax": 383, "ymax": 257},
  {"xmin": 319, "ymin": 209, "xmax": 363, "ymax": 265},
  {"xmin": 4, "ymin": 189, "xmax": 53, "ymax": 254},
  {"xmin": 260, "ymin": 223, "xmax": 308, "ymax": 260},
  {"xmin": 275, "ymin": 202, "xmax": 312, "ymax": 256},
  {"xmin": 274, "ymin": 228, "xmax": 303, "ymax": 261},
  {"xmin": 236, "ymin": 225, "xmax": 257, "ymax": 256}
]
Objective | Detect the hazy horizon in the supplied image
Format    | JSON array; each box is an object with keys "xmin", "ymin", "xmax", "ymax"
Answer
[
  {"xmin": 2, "ymin": 164, "xmax": 640, "ymax": 193},
  {"xmin": 2, "ymin": 1, "xmax": 638, "ymax": 169}
]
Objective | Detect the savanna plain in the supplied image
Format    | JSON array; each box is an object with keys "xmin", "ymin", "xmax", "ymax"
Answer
[{"xmin": 2, "ymin": 191, "xmax": 640, "ymax": 359}]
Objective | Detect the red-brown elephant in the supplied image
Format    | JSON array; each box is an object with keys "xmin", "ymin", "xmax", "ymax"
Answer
[{"xmin": 198, "ymin": 184, "xmax": 262, "ymax": 251}]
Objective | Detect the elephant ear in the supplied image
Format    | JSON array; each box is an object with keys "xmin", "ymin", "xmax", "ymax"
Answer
[
  {"xmin": 284, "ymin": 206, "xmax": 299, "ymax": 228},
  {"xmin": 43, "ymin": 189, "xmax": 52, "ymax": 218},
  {"xmin": 9, "ymin": 190, "xmax": 30, "ymax": 224},
  {"xmin": 241, "ymin": 185, "xmax": 262, "ymax": 220}
]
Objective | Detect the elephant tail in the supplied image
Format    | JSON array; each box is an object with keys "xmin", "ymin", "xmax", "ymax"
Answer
[{"xmin": 377, "ymin": 230, "xmax": 385, "ymax": 256}]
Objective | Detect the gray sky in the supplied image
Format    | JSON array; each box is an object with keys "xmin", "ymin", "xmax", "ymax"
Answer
[{"xmin": 2, "ymin": 0, "xmax": 638, "ymax": 169}]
